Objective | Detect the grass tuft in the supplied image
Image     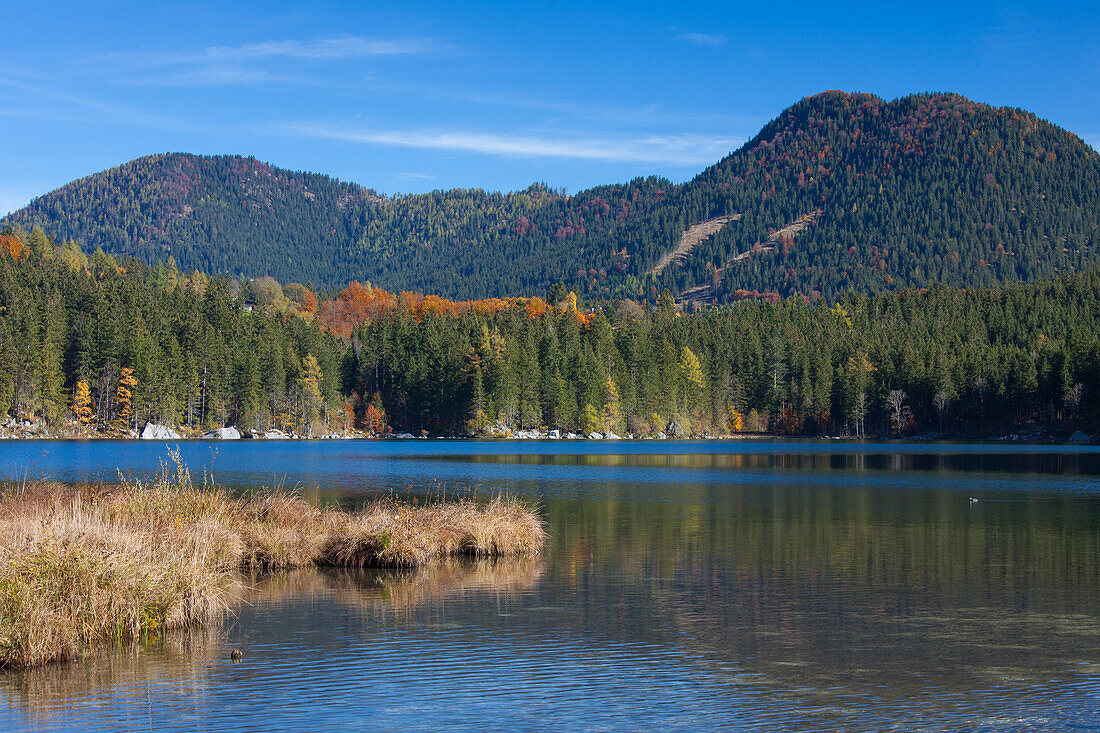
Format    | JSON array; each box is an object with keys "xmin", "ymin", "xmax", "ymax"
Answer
[{"xmin": 0, "ymin": 458, "xmax": 545, "ymax": 668}]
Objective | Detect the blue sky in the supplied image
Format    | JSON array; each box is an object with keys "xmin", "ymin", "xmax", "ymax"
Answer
[{"xmin": 1, "ymin": 1, "xmax": 1097, "ymax": 214}]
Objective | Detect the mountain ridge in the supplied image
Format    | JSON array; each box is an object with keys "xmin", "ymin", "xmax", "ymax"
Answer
[{"xmin": 6, "ymin": 90, "xmax": 1100, "ymax": 300}]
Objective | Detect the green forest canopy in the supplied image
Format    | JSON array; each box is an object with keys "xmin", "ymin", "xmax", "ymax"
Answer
[{"xmin": 0, "ymin": 225, "xmax": 1096, "ymax": 438}]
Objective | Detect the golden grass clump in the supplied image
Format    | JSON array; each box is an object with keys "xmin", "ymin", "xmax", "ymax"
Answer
[
  {"xmin": 0, "ymin": 457, "xmax": 545, "ymax": 668},
  {"xmin": 0, "ymin": 485, "xmax": 233, "ymax": 669}
]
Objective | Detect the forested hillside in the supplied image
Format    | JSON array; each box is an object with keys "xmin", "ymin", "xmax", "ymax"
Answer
[
  {"xmin": 0, "ymin": 227, "xmax": 1096, "ymax": 439},
  {"xmin": 7, "ymin": 91, "xmax": 1100, "ymax": 300}
]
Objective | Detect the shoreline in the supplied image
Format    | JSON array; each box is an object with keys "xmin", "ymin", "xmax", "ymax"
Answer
[{"xmin": 0, "ymin": 432, "xmax": 1093, "ymax": 445}]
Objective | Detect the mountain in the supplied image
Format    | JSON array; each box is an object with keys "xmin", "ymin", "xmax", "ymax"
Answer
[{"xmin": 6, "ymin": 91, "xmax": 1100, "ymax": 300}]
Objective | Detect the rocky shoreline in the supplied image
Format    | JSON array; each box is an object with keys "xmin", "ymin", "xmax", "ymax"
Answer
[{"xmin": 0, "ymin": 418, "xmax": 1093, "ymax": 444}]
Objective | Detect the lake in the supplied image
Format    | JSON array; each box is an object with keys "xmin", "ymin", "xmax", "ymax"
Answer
[{"xmin": 1, "ymin": 440, "xmax": 1099, "ymax": 731}]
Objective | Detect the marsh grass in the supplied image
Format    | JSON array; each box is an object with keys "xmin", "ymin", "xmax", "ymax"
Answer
[
  {"xmin": 0, "ymin": 456, "xmax": 546, "ymax": 668},
  {"xmin": 5, "ymin": 561, "xmax": 544, "ymax": 721}
]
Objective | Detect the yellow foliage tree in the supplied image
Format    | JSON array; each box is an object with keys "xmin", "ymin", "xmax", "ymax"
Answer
[
  {"xmin": 727, "ymin": 406, "xmax": 744, "ymax": 433},
  {"xmin": 298, "ymin": 354, "xmax": 324, "ymax": 436},
  {"xmin": 680, "ymin": 347, "xmax": 704, "ymax": 391},
  {"xmin": 114, "ymin": 367, "xmax": 138, "ymax": 430},
  {"xmin": 581, "ymin": 403, "xmax": 600, "ymax": 435},
  {"xmin": 73, "ymin": 380, "xmax": 94, "ymax": 425},
  {"xmin": 601, "ymin": 376, "xmax": 622, "ymax": 434}
]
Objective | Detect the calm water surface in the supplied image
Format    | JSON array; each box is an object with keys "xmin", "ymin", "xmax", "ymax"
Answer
[{"xmin": 1, "ymin": 440, "xmax": 1099, "ymax": 731}]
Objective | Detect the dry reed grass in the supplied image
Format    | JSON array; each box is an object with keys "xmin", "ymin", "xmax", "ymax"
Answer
[
  {"xmin": 5, "ymin": 560, "xmax": 544, "ymax": 720},
  {"xmin": 0, "ymin": 456, "xmax": 545, "ymax": 668}
]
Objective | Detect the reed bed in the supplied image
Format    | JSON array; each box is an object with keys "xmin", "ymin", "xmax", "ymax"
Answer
[
  {"xmin": 0, "ymin": 460, "xmax": 546, "ymax": 668},
  {"xmin": 6, "ymin": 562, "xmax": 545, "ymax": 720}
]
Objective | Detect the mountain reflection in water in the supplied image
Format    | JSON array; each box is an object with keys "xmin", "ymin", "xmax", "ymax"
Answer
[{"xmin": 0, "ymin": 441, "xmax": 1098, "ymax": 731}]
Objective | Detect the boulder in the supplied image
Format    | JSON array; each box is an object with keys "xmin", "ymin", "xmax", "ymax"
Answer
[
  {"xmin": 588, "ymin": 432, "xmax": 603, "ymax": 440},
  {"xmin": 548, "ymin": 429, "xmax": 561, "ymax": 440},
  {"xmin": 1069, "ymin": 430, "xmax": 1092, "ymax": 444},
  {"xmin": 202, "ymin": 426, "xmax": 241, "ymax": 440},
  {"xmin": 140, "ymin": 423, "xmax": 181, "ymax": 440}
]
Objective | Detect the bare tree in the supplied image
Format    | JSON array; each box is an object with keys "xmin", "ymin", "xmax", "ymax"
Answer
[
  {"xmin": 852, "ymin": 391, "xmax": 868, "ymax": 437},
  {"xmin": 888, "ymin": 389, "xmax": 909, "ymax": 436},
  {"xmin": 1065, "ymin": 382, "xmax": 1084, "ymax": 420},
  {"xmin": 933, "ymin": 390, "xmax": 951, "ymax": 436}
]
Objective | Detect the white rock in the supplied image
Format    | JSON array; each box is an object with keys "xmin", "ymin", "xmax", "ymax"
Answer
[
  {"xmin": 588, "ymin": 431, "xmax": 603, "ymax": 440},
  {"xmin": 202, "ymin": 426, "xmax": 241, "ymax": 440},
  {"xmin": 548, "ymin": 429, "xmax": 561, "ymax": 439},
  {"xmin": 1069, "ymin": 430, "xmax": 1092, "ymax": 444},
  {"xmin": 140, "ymin": 423, "xmax": 181, "ymax": 440},
  {"xmin": 606, "ymin": 432, "xmax": 621, "ymax": 440},
  {"xmin": 263, "ymin": 429, "xmax": 290, "ymax": 440}
]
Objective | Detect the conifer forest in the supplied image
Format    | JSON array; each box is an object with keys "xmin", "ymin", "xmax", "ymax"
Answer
[{"xmin": 0, "ymin": 224, "xmax": 1096, "ymax": 439}]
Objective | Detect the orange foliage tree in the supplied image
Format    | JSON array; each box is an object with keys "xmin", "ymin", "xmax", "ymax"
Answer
[
  {"xmin": 0, "ymin": 235, "xmax": 26, "ymax": 261},
  {"xmin": 362, "ymin": 392, "xmax": 387, "ymax": 435}
]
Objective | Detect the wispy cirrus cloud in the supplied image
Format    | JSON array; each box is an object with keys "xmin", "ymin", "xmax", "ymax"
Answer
[
  {"xmin": 675, "ymin": 32, "xmax": 725, "ymax": 46},
  {"xmin": 284, "ymin": 122, "xmax": 741, "ymax": 165},
  {"xmin": 138, "ymin": 36, "xmax": 433, "ymax": 64},
  {"xmin": 94, "ymin": 35, "xmax": 437, "ymax": 86}
]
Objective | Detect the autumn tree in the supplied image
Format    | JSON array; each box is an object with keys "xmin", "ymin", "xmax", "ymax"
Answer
[
  {"xmin": 298, "ymin": 354, "xmax": 324, "ymax": 436},
  {"xmin": 601, "ymin": 375, "xmax": 623, "ymax": 434},
  {"xmin": 363, "ymin": 392, "xmax": 387, "ymax": 435},
  {"xmin": 727, "ymin": 407, "xmax": 744, "ymax": 433},
  {"xmin": 282, "ymin": 283, "xmax": 318, "ymax": 316},
  {"xmin": 680, "ymin": 346, "xmax": 705, "ymax": 415},
  {"xmin": 581, "ymin": 403, "xmax": 600, "ymax": 435},
  {"xmin": 0, "ymin": 234, "xmax": 25, "ymax": 261},
  {"xmin": 115, "ymin": 367, "xmax": 138, "ymax": 430},
  {"xmin": 73, "ymin": 380, "xmax": 94, "ymax": 424}
]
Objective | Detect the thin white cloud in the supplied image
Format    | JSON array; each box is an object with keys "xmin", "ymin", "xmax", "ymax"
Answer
[
  {"xmin": 676, "ymin": 32, "xmax": 725, "ymax": 46},
  {"xmin": 146, "ymin": 36, "xmax": 433, "ymax": 65},
  {"xmin": 286, "ymin": 122, "xmax": 741, "ymax": 165},
  {"xmin": 93, "ymin": 35, "xmax": 436, "ymax": 87}
]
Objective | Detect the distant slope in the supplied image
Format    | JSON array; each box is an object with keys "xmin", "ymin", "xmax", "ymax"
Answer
[
  {"xmin": 664, "ymin": 92, "xmax": 1100, "ymax": 301},
  {"xmin": 648, "ymin": 214, "xmax": 739, "ymax": 276},
  {"xmin": 7, "ymin": 91, "xmax": 1100, "ymax": 300},
  {"xmin": 3, "ymin": 153, "xmax": 676, "ymax": 297}
]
